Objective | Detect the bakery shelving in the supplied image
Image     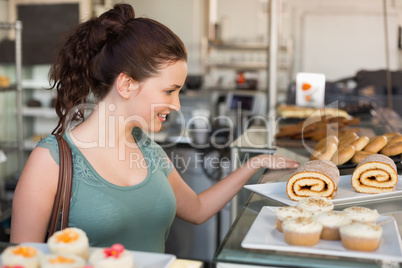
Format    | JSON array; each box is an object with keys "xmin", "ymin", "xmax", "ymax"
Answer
[
  {"xmin": 21, "ymin": 72, "xmax": 58, "ymax": 152},
  {"xmin": 22, "ymin": 107, "xmax": 57, "ymax": 119},
  {"xmin": 0, "ymin": 21, "xmax": 23, "ymax": 174},
  {"xmin": 0, "ymin": 21, "xmax": 22, "ymax": 220},
  {"xmin": 202, "ymin": 0, "xmax": 293, "ymax": 97}
]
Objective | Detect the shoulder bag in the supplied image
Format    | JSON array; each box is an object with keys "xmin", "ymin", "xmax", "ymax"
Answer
[{"xmin": 47, "ymin": 134, "xmax": 73, "ymax": 239}]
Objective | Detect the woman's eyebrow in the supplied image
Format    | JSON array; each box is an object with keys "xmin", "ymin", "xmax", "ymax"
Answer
[{"xmin": 169, "ymin": 84, "xmax": 182, "ymax": 89}]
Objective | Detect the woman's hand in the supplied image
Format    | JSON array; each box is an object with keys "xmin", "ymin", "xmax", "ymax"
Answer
[{"xmin": 253, "ymin": 154, "xmax": 299, "ymax": 169}]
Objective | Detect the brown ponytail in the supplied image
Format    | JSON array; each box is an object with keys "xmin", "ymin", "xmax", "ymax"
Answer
[{"xmin": 49, "ymin": 3, "xmax": 187, "ymax": 134}]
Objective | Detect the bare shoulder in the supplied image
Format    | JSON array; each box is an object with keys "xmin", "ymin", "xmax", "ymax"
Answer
[
  {"xmin": 16, "ymin": 146, "xmax": 59, "ymax": 195},
  {"xmin": 11, "ymin": 146, "xmax": 59, "ymax": 243}
]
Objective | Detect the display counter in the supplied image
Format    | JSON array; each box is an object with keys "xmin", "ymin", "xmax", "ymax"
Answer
[{"xmin": 215, "ymin": 107, "xmax": 402, "ymax": 267}]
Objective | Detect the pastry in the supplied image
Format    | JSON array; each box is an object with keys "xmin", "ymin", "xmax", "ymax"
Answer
[
  {"xmin": 340, "ymin": 222, "xmax": 382, "ymax": 251},
  {"xmin": 351, "ymin": 154, "xmax": 398, "ymax": 194},
  {"xmin": 331, "ymin": 145, "xmax": 355, "ymax": 166},
  {"xmin": 312, "ymin": 211, "xmax": 352, "ymax": 240},
  {"xmin": 351, "ymin": 151, "xmax": 375, "ymax": 164},
  {"xmin": 274, "ymin": 206, "xmax": 312, "ymax": 232},
  {"xmin": 0, "ymin": 75, "xmax": 10, "ymax": 87},
  {"xmin": 350, "ymin": 136, "xmax": 370, "ymax": 151},
  {"xmin": 282, "ymin": 217, "xmax": 323, "ymax": 246},
  {"xmin": 387, "ymin": 135, "xmax": 402, "ymax": 145},
  {"xmin": 286, "ymin": 160, "xmax": 340, "ymax": 201},
  {"xmin": 276, "ymin": 105, "xmax": 350, "ymax": 119},
  {"xmin": 47, "ymin": 227, "xmax": 90, "ymax": 260},
  {"xmin": 89, "ymin": 244, "xmax": 134, "ymax": 268},
  {"xmin": 40, "ymin": 253, "xmax": 86, "ymax": 268},
  {"xmin": 314, "ymin": 135, "xmax": 339, "ymax": 152},
  {"xmin": 296, "ymin": 196, "xmax": 334, "ymax": 215},
  {"xmin": 363, "ymin": 136, "xmax": 388, "ymax": 153},
  {"xmin": 1, "ymin": 245, "xmax": 42, "ymax": 268},
  {"xmin": 380, "ymin": 142, "xmax": 402, "ymax": 156},
  {"xmin": 310, "ymin": 142, "xmax": 338, "ymax": 161},
  {"xmin": 383, "ymin": 132, "xmax": 401, "ymax": 140},
  {"xmin": 338, "ymin": 132, "xmax": 359, "ymax": 149},
  {"xmin": 342, "ymin": 206, "xmax": 379, "ymax": 223}
]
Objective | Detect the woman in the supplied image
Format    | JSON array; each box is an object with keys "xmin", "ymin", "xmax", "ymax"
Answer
[{"xmin": 10, "ymin": 4, "xmax": 298, "ymax": 252}]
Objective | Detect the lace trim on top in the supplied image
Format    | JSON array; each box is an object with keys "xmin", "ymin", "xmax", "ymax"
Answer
[{"xmin": 132, "ymin": 127, "xmax": 174, "ymax": 176}]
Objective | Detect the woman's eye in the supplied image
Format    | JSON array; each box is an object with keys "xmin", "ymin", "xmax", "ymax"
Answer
[{"xmin": 166, "ymin": 90, "xmax": 175, "ymax": 95}]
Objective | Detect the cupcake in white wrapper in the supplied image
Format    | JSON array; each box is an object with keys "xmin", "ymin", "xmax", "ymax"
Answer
[
  {"xmin": 48, "ymin": 227, "xmax": 89, "ymax": 260},
  {"xmin": 282, "ymin": 217, "xmax": 323, "ymax": 246},
  {"xmin": 342, "ymin": 206, "xmax": 379, "ymax": 223},
  {"xmin": 340, "ymin": 222, "xmax": 382, "ymax": 251},
  {"xmin": 1, "ymin": 245, "xmax": 42, "ymax": 268},
  {"xmin": 296, "ymin": 196, "xmax": 334, "ymax": 215},
  {"xmin": 312, "ymin": 211, "xmax": 352, "ymax": 240},
  {"xmin": 89, "ymin": 244, "xmax": 133, "ymax": 268},
  {"xmin": 40, "ymin": 253, "xmax": 86, "ymax": 268},
  {"xmin": 274, "ymin": 206, "xmax": 312, "ymax": 232}
]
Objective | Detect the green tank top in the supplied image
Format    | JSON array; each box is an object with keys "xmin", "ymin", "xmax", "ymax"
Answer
[{"xmin": 37, "ymin": 127, "xmax": 176, "ymax": 253}]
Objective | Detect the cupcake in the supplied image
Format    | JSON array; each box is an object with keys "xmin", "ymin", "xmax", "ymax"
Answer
[
  {"xmin": 312, "ymin": 211, "xmax": 352, "ymax": 240},
  {"xmin": 274, "ymin": 206, "xmax": 312, "ymax": 232},
  {"xmin": 296, "ymin": 196, "xmax": 334, "ymax": 215},
  {"xmin": 1, "ymin": 245, "xmax": 42, "ymax": 268},
  {"xmin": 48, "ymin": 227, "xmax": 90, "ymax": 260},
  {"xmin": 40, "ymin": 253, "xmax": 86, "ymax": 268},
  {"xmin": 340, "ymin": 222, "xmax": 382, "ymax": 251},
  {"xmin": 89, "ymin": 244, "xmax": 133, "ymax": 268},
  {"xmin": 282, "ymin": 217, "xmax": 323, "ymax": 246},
  {"xmin": 342, "ymin": 206, "xmax": 379, "ymax": 223}
]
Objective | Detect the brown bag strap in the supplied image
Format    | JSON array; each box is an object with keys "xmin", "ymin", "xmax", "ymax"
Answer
[{"xmin": 47, "ymin": 134, "xmax": 73, "ymax": 239}]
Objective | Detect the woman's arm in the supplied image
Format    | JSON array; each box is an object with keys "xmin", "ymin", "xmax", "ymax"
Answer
[
  {"xmin": 169, "ymin": 154, "xmax": 299, "ymax": 224},
  {"xmin": 10, "ymin": 147, "xmax": 59, "ymax": 243}
]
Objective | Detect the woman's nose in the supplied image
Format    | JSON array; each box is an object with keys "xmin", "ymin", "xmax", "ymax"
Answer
[{"xmin": 170, "ymin": 95, "xmax": 181, "ymax": 111}]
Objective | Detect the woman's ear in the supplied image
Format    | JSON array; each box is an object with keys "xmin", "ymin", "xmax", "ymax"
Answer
[{"xmin": 115, "ymin": 73, "xmax": 139, "ymax": 99}]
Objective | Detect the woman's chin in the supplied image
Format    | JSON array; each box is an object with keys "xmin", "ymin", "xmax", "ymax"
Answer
[{"xmin": 148, "ymin": 125, "xmax": 163, "ymax": 133}]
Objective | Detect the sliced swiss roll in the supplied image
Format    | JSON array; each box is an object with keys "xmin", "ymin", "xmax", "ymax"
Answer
[
  {"xmin": 351, "ymin": 154, "xmax": 398, "ymax": 194},
  {"xmin": 286, "ymin": 160, "xmax": 340, "ymax": 201}
]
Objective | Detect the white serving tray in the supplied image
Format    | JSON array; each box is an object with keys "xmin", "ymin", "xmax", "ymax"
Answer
[
  {"xmin": 241, "ymin": 206, "xmax": 402, "ymax": 262},
  {"xmin": 2, "ymin": 242, "xmax": 176, "ymax": 268},
  {"xmin": 244, "ymin": 174, "xmax": 402, "ymax": 206}
]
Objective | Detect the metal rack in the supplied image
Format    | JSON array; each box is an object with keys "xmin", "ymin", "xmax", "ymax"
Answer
[{"xmin": 0, "ymin": 21, "xmax": 24, "ymax": 175}]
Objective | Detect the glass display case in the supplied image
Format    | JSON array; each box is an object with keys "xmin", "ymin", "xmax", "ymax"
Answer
[{"xmin": 217, "ymin": 107, "xmax": 402, "ymax": 267}]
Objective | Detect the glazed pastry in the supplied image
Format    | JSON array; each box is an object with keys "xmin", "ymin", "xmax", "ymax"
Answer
[
  {"xmin": 364, "ymin": 136, "xmax": 388, "ymax": 153},
  {"xmin": 286, "ymin": 160, "xmax": 340, "ymax": 201},
  {"xmin": 351, "ymin": 154, "xmax": 398, "ymax": 194},
  {"xmin": 380, "ymin": 142, "xmax": 402, "ymax": 157},
  {"xmin": 338, "ymin": 132, "xmax": 359, "ymax": 149},
  {"xmin": 310, "ymin": 142, "xmax": 338, "ymax": 161},
  {"xmin": 331, "ymin": 145, "xmax": 356, "ymax": 166},
  {"xmin": 351, "ymin": 151, "xmax": 375, "ymax": 164},
  {"xmin": 350, "ymin": 136, "xmax": 370, "ymax": 151},
  {"xmin": 313, "ymin": 135, "xmax": 339, "ymax": 153}
]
